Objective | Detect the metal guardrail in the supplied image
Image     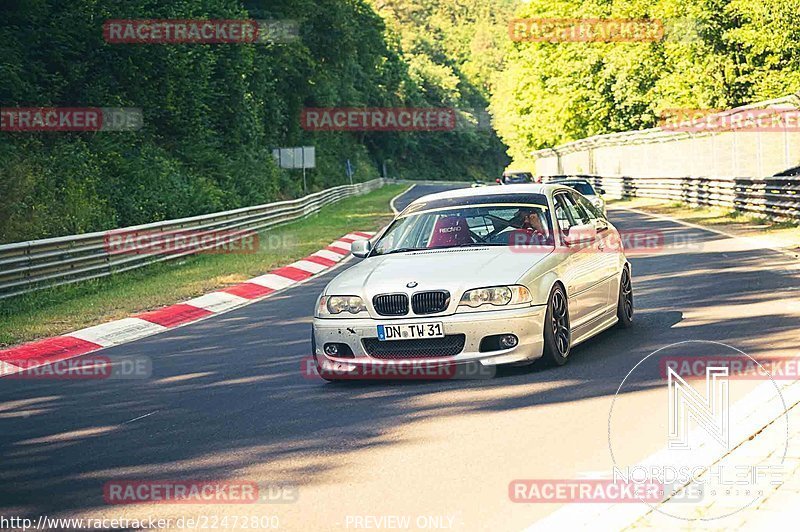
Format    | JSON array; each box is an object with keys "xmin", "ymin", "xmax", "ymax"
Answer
[
  {"xmin": 392, "ymin": 179, "xmax": 474, "ymax": 186},
  {"xmin": 531, "ymin": 93, "xmax": 800, "ymax": 219},
  {"xmin": 0, "ymin": 178, "xmax": 389, "ymax": 300},
  {"xmin": 566, "ymin": 175, "xmax": 800, "ymax": 220}
]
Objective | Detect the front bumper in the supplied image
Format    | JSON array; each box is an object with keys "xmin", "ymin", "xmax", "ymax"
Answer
[{"xmin": 312, "ymin": 305, "xmax": 547, "ymax": 375}]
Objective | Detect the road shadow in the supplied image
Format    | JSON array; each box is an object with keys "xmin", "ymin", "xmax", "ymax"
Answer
[{"xmin": 1, "ymin": 208, "xmax": 798, "ymax": 519}]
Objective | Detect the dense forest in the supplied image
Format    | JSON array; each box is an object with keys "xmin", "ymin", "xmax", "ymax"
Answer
[
  {"xmin": 492, "ymin": 0, "xmax": 800, "ymax": 166},
  {"xmin": 0, "ymin": 0, "xmax": 511, "ymax": 243},
  {"xmin": 2, "ymin": 0, "xmax": 798, "ymax": 243}
]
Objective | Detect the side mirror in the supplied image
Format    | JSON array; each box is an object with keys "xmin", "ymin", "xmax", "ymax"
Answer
[
  {"xmin": 351, "ymin": 239, "xmax": 372, "ymax": 258},
  {"xmin": 593, "ymin": 218, "xmax": 609, "ymax": 232},
  {"xmin": 598, "ymin": 187, "xmax": 606, "ymax": 195},
  {"xmin": 563, "ymin": 224, "xmax": 597, "ymax": 247}
]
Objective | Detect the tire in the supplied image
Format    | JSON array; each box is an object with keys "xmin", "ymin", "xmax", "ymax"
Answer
[
  {"xmin": 541, "ymin": 284, "xmax": 571, "ymax": 366},
  {"xmin": 616, "ymin": 267, "xmax": 634, "ymax": 328}
]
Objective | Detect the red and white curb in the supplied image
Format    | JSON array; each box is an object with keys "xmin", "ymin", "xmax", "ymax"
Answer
[{"xmin": 0, "ymin": 232, "xmax": 375, "ymax": 378}]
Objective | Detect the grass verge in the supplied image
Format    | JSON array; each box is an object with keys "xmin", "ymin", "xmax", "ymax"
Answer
[{"xmin": 0, "ymin": 184, "xmax": 407, "ymax": 347}]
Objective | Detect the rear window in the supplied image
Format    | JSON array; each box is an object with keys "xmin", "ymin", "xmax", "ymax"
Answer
[
  {"xmin": 557, "ymin": 182, "xmax": 595, "ymax": 195},
  {"xmin": 503, "ymin": 172, "xmax": 532, "ymax": 184}
]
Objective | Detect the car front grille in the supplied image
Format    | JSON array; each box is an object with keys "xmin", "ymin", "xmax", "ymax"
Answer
[
  {"xmin": 362, "ymin": 334, "xmax": 466, "ymax": 359},
  {"xmin": 373, "ymin": 294, "xmax": 409, "ymax": 316},
  {"xmin": 411, "ymin": 290, "xmax": 450, "ymax": 314}
]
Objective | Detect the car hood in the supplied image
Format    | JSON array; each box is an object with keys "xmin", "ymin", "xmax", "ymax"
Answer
[{"xmin": 325, "ymin": 246, "xmax": 553, "ymax": 301}]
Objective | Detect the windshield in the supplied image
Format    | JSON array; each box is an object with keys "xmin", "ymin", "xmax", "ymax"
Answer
[{"xmin": 373, "ymin": 201, "xmax": 554, "ymax": 255}]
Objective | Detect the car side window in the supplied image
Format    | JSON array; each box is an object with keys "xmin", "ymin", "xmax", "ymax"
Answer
[
  {"xmin": 553, "ymin": 194, "xmax": 578, "ymax": 243},
  {"xmin": 571, "ymin": 192, "xmax": 597, "ymax": 221},
  {"xmin": 556, "ymin": 193, "xmax": 587, "ymax": 223}
]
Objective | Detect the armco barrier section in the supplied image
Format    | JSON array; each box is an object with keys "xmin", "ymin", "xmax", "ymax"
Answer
[
  {"xmin": 548, "ymin": 175, "xmax": 800, "ymax": 220},
  {"xmin": 0, "ymin": 179, "xmax": 388, "ymax": 299}
]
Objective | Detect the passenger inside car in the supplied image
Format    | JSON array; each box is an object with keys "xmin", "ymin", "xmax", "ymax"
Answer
[{"xmin": 428, "ymin": 216, "xmax": 471, "ymax": 248}]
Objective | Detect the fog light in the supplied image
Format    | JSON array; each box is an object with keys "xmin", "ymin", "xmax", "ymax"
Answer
[
  {"xmin": 479, "ymin": 334, "xmax": 520, "ymax": 353},
  {"xmin": 500, "ymin": 334, "xmax": 518, "ymax": 348},
  {"xmin": 324, "ymin": 344, "xmax": 340, "ymax": 356},
  {"xmin": 322, "ymin": 343, "xmax": 355, "ymax": 359}
]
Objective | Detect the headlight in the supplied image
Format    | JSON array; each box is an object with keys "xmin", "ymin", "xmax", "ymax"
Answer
[
  {"xmin": 458, "ymin": 285, "xmax": 532, "ymax": 310},
  {"xmin": 317, "ymin": 295, "xmax": 367, "ymax": 317}
]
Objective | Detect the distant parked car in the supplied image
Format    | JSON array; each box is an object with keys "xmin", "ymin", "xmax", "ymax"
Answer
[
  {"xmin": 774, "ymin": 166, "xmax": 800, "ymax": 177},
  {"xmin": 546, "ymin": 177, "xmax": 607, "ymax": 216},
  {"xmin": 497, "ymin": 171, "xmax": 538, "ymax": 185}
]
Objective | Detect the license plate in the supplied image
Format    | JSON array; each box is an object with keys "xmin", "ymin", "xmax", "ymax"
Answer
[{"xmin": 377, "ymin": 322, "xmax": 444, "ymax": 341}]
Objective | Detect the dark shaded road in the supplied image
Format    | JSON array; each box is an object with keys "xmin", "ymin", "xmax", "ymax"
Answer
[{"xmin": 1, "ymin": 184, "xmax": 798, "ymax": 530}]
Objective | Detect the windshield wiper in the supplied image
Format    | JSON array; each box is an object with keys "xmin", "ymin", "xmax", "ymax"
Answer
[
  {"xmin": 380, "ymin": 243, "xmax": 507, "ymax": 255},
  {"xmin": 421, "ymin": 242, "xmax": 508, "ymax": 250},
  {"xmin": 380, "ymin": 247, "xmax": 427, "ymax": 255},
  {"xmin": 456, "ymin": 242, "xmax": 507, "ymax": 247}
]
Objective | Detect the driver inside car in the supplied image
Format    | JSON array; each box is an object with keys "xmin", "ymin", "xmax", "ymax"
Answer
[{"xmin": 508, "ymin": 207, "xmax": 550, "ymax": 247}]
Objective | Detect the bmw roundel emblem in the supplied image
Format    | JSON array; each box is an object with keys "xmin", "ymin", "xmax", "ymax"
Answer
[{"xmin": 406, "ymin": 281, "xmax": 418, "ymax": 288}]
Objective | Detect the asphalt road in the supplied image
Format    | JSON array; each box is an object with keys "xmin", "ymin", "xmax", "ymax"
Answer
[{"xmin": 1, "ymin": 184, "xmax": 799, "ymax": 530}]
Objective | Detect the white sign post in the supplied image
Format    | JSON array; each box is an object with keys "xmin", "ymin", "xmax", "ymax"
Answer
[{"xmin": 272, "ymin": 146, "xmax": 316, "ymax": 194}]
